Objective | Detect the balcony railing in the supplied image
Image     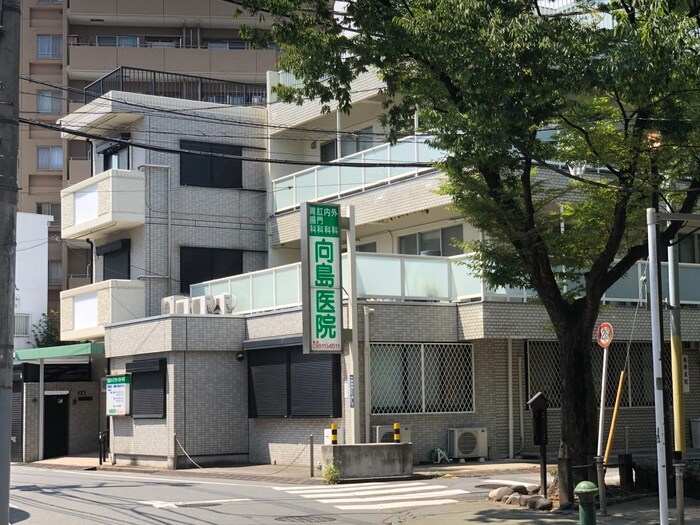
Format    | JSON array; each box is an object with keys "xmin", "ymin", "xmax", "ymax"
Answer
[
  {"xmin": 272, "ymin": 135, "xmax": 443, "ymax": 213},
  {"xmin": 60, "ymin": 279, "xmax": 145, "ymax": 341},
  {"xmin": 190, "ymin": 254, "xmax": 700, "ymax": 315},
  {"xmin": 61, "ymin": 168, "xmax": 145, "ymax": 240},
  {"xmin": 83, "ymin": 66, "xmax": 267, "ymax": 105}
]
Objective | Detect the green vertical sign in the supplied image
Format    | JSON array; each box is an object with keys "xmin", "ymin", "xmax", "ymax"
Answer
[{"xmin": 302, "ymin": 203, "xmax": 342, "ymax": 353}]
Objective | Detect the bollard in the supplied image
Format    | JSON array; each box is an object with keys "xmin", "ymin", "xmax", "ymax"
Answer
[
  {"xmin": 393, "ymin": 422, "xmax": 401, "ymax": 443},
  {"xmin": 309, "ymin": 434, "xmax": 314, "ymax": 478},
  {"xmin": 618, "ymin": 453, "xmax": 633, "ymax": 492},
  {"xmin": 331, "ymin": 423, "xmax": 338, "ymax": 445},
  {"xmin": 675, "ymin": 461, "xmax": 685, "ymax": 525},
  {"xmin": 574, "ymin": 480, "xmax": 599, "ymax": 525}
]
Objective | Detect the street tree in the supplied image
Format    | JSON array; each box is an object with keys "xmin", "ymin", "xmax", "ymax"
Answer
[{"xmin": 235, "ymin": 0, "xmax": 700, "ymax": 465}]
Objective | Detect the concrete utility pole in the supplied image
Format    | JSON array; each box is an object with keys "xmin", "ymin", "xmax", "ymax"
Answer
[{"xmin": 0, "ymin": 1, "xmax": 21, "ymax": 523}]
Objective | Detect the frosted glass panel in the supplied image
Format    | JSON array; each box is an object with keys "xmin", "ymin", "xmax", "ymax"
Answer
[
  {"xmin": 679, "ymin": 265, "xmax": 700, "ymax": 302},
  {"xmin": 74, "ymin": 292, "xmax": 98, "ymax": 330},
  {"xmin": 451, "ymin": 261, "xmax": 481, "ymax": 298},
  {"xmin": 389, "ymin": 141, "xmax": 417, "ymax": 179},
  {"xmin": 231, "ymin": 279, "xmax": 251, "ymax": 312},
  {"xmin": 210, "ymin": 281, "xmax": 230, "ymax": 296},
  {"xmin": 404, "ymin": 258, "xmax": 449, "ymax": 299},
  {"xmin": 364, "ymin": 148, "xmax": 388, "ymax": 185},
  {"xmin": 605, "ymin": 268, "xmax": 639, "ymax": 300},
  {"xmin": 317, "ymin": 166, "xmax": 339, "ymax": 200},
  {"xmin": 296, "ymin": 170, "xmax": 316, "ymax": 204},
  {"xmin": 252, "ymin": 272, "xmax": 274, "ymax": 310},
  {"xmin": 355, "ymin": 255, "xmax": 402, "ymax": 297},
  {"xmin": 75, "ymin": 186, "xmax": 99, "ymax": 224},
  {"xmin": 190, "ymin": 284, "xmax": 207, "ymax": 297},
  {"xmin": 274, "ymin": 181, "xmax": 294, "ymax": 210},
  {"xmin": 275, "ymin": 266, "xmax": 299, "ymax": 306}
]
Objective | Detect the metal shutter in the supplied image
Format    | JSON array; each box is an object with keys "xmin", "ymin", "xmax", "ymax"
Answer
[{"xmin": 248, "ymin": 348, "xmax": 288, "ymax": 417}]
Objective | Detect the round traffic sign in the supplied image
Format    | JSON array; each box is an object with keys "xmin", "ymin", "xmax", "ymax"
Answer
[{"xmin": 597, "ymin": 322, "xmax": 613, "ymax": 348}]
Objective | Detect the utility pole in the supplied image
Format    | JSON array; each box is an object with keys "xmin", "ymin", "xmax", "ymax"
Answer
[{"xmin": 0, "ymin": 1, "xmax": 21, "ymax": 524}]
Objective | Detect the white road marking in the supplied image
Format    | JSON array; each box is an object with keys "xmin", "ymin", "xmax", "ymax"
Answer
[
  {"xmin": 335, "ymin": 498, "xmax": 461, "ymax": 510},
  {"xmin": 139, "ymin": 498, "xmax": 251, "ymax": 509},
  {"xmin": 277, "ymin": 481, "xmax": 394, "ymax": 492},
  {"xmin": 299, "ymin": 484, "xmax": 447, "ymax": 498},
  {"xmin": 318, "ymin": 488, "xmax": 468, "ymax": 503}
]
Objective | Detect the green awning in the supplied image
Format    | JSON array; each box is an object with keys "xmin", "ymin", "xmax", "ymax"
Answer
[{"xmin": 13, "ymin": 342, "xmax": 104, "ymax": 361}]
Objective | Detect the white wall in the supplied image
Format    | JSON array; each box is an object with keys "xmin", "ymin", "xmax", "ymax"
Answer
[{"xmin": 14, "ymin": 212, "xmax": 51, "ymax": 349}]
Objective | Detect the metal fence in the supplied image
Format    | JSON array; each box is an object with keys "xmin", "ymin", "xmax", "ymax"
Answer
[
  {"xmin": 370, "ymin": 343, "xmax": 474, "ymax": 414},
  {"xmin": 14, "ymin": 313, "xmax": 31, "ymax": 337},
  {"xmin": 84, "ymin": 67, "xmax": 266, "ymax": 105},
  {"xmin": 527, "ymin": 340, "xmax": 672, "ymax": 409}
]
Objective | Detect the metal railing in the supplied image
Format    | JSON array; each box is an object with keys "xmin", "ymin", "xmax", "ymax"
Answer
[
  {"xmin": 272, "ymin": 135, "xmax": 443, "ymax": 212},
  {"xmin": 84, "ymin": 67, "xmax": 267, "ymax": 105},
  {"xmin": 191, "ymin": 253, "xmax": 700, "ymax": 315}
]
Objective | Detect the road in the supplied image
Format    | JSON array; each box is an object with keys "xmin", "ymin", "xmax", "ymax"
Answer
[{"xmin": 9, "ymin": 465, "xmax": 540, "ymax": 524}]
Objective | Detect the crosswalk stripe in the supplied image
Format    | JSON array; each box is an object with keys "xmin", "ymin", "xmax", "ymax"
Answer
[
  {"xmin": 299, "ymin": 484, "xmax": 445, "ymax": 498},
  {"xmin": 334, "ymin": 498, "xmax": 460, "ymax": 511},
  {"xmin": 318, "ymin": 488, "xmax": 468, "ymax": 504},
  {"xmin": 277, "ymin": 481, "xmax": 422, "ymax": 493}
]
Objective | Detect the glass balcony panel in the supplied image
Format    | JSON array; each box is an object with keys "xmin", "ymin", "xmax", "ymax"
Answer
[
  {"xmin": 274, "ymin": 180, "xmax": 294, "ymax": 211},
  {"xmin": 209, "ymin": 281, "xmax": 229, "ymax": 296},
  {"xmin": 275, "ymin": 266, "xmax": 300, "ymax": 306},
  {"xmin": 678, "ymin": 264, "xmax": 700, "ymax": 303},
  {"xmin": 252, "ymin": 272, "xmax": 274, "ymax": 310},
  {"xmin": 604, "ymin": 267, "xmax": 640, "ymax": 301},
  {"xmin": 389, "ymin": 141, "xmax": 419, "ymax": 179},
  {"xmin": 355, "ymin": 255, "xmax": 403, "ymax": 297},
  {"xmin": 404, "ymin": 257, "xmax": 450, "ymax": 299},
  {"xmin": 75, "ymin": 186, "xmax": 99, "ymax": 224},
  {"xmin": 450, "ymin": 258, "xmax": 482, "ymax": 299},
  {"xmin": 339, "ymin": 162, "xmax": 363, "ymax": 194},
  {"xmin": 364, "ymin": 148, "xmax": 389, "ymax": 185},
  {"xmin": 295, "ymin": 170, "xmax": 317, "ymax": 204},
  {"xmin": 190, "ymin": 284, "xmax": 207, "ymax": 297},
  {"xmin": 230, "ymin": 278, "xmax": 251, "ymax": 312},
  {"xmin": 73, "ymin": 292, "xmax": 98, "ymax": 330},
  {"xmin": 316, "ymin": 166, "xmax": 339, "ymax": 201}
]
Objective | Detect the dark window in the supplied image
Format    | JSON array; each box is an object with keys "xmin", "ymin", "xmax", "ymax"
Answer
[
  {"xmin": 127, "ymin": 359, "xmax": 166, "ymax": 419},
  {"xmin": 357, "ymin": 242, "xmax": 377, "ymax": 253},
  {"xmin": 398, "ymin": 225, "xmax": 464, "ymax": 256},
  {"xmin": 180, "ymin": 247, "xmax": 242, "ymax": 293},
  {"xmin": 248, "ymin": 346, "xmax": 341, "ymax": 418},
  {"xmin": 180, "ymin": 140, "xmax": 242, "ymax": 189},
  {"xmin": 97, "ymin": 239, "xmax": 130, "ymax": 280}
]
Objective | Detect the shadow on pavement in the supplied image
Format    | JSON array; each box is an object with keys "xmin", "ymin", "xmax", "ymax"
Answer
[{"xmin": 10, "ymin": 506, "xmax": 30, "ymax": 524}]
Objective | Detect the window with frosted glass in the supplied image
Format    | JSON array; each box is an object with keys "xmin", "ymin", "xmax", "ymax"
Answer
[
  {"xmin": 37, "ymin": 35, "xmax": 62, "ymax": 59},
  {"xmin": 36, "ymin": 91, "xmax": 62, "ymax": 113},
  {"xmin": 37, "ymin": 146, "xmax": 63, "ymax": 170}
]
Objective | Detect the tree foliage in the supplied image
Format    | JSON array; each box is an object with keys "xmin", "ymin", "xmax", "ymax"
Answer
[
  {"xmin": 31, "ymin": 310, "xmax": 68, "ymax": 348},
  {"xmin": 235, "ymin": 0, "xmax": 700, "ymax": 463}
]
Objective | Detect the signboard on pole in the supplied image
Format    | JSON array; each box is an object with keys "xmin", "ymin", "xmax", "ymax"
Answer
[
  {"xmin": 106, "ymin": 374, "xmax": 130, "ymax": 416},
  {"xmin": 301, "ymin": 202, "xmax": 342, "ymax": 354},
  {"xmin": 597, "ymin": 322, "xmax": 614, "ymax": 349}
]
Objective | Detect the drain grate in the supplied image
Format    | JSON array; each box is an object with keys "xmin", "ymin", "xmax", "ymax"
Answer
[{"xmin": 275, "ymin": 516, "xmax": 336, "ymax": 523}]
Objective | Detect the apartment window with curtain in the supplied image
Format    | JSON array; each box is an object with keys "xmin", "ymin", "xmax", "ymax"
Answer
[
  {"xmin": 48, "ymin": 261, "xmax": 62, "ymax": 285},
  {"xmin": 36, "ymin": 90, "xmax": 62, "ymax": 113},
  {"xmin": 320, "ymin": 126, "xmax": 374, "ymax": 162},
  {"xmin": 398, "ymin": 224, "xmax": 464, "ymax": 256},
  {"xmin": 96, "ymin": 36, "xmax": 139, "ymax": 47},
  {"xmin": 37, "ymin": 146, "xmax": 63, "ymax": 170},
  {"xmin": 37, "ymin": 35, "xmax": 62, "ymax": 59}
]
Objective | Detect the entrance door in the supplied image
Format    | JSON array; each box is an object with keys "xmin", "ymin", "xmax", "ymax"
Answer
[
  {"xmin": 44, "ymin": 394, "xmax": 69, "ymax": 459},
  {"xmin": 11, "ymin": 381, "xmax": 23, "ymax": 462}
]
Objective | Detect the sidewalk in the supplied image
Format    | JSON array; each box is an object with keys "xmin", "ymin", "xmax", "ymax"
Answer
[{"xmin": 20, "ymin": 454, "xmax": 700, "ymax": 523}]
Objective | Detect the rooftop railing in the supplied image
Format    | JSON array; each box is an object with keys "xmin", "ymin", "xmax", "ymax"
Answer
[
  {"xmin": 272, "ymin": 135, "xmax": 443, "ymax": 212},
  {"xmin": 190, "ymin": 254, "xmax": 699, "ymax": 315},
  {"xmin": 84, "ymin": 67, "xmax": 267, "ymax": 105}
]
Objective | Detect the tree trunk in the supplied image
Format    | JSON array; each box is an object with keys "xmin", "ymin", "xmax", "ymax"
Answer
[{"xmin": 557, "ymin": 311, "xmax": 598, "ymax": 469}]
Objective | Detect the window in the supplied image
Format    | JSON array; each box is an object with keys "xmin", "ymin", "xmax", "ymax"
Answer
[
  {"xmin": 527, "ymin": 340, "xmax": 668, "ymax": 409},
  {"xmin": 248, "ymin": 345, "xmax": 341, "ymax": 418},
  {"xmin": 37, "ymin": 35, "xmax": 62, "ymax": 59},
  {"xmin": 36, "ymin": 90, "xmax": 62, "ymax": 113},
  {"xmin": 37, "ymin": 146, "xmax": 63, "ymax": 170},
  {"xmin": 678, "ymin": 233, "xmax": 700, "ymax": 263},
  {"xmin": 48, "ymin": 260, "xmax": 62, "ymax": 285},
  {"xmin": 398, "ymin": 224, "xmax": 464, "ymax": 256},
  {"xmin": 144, "ymin": 37, "xmax": 181, "ymax": 48},
  {"xmin": 357, "ymin": 242, "xmax": 377, "ymax": 253},
  {"xmin": 205, "ymin": 39, "xmax": 248, "ymax": 49},
  {"xmin": 370, "ymin": 343, "xmax": 474, "ymax": 414},
  {"xmin": 180, "ymin": 247, "xmax": 242, "ymax": 293},
  {"xmin": 96, "ymin": 138, "xmax": 130, "ymax": 171},
  {"xmin": 320, "ymin": 127, "xmax": 374, "ymax": 162},
  {"xmin": 36, "ymin": 202, "xmax": 61, "ymax": 226},
  {"xmin": 127, "ymin": 359, "xmax": 166, "ymax": 419},
  {"xmin": 180, "ymin": 140, "xmax": 243, "ymax": 189},
  {"xmin": 96, "ymin": 239, "xmax": 130, "ymax": 280},
  {"xmin": 38, "ymin": 0, "xmax": 62, "ymax": 3},
  {"xmin": 14, "ymin": 314, "xmax": 31, "ymax": 337},
  {"xmin": 96, "ymin": 36, "xmax": 139, "ymax": 47}
]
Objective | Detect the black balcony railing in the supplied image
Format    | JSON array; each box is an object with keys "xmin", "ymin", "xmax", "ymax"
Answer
[{"xmin": 84, "ymin": 67, "xmax": 266, "ymax": 106}]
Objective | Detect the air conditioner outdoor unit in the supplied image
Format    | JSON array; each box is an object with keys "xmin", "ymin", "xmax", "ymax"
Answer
[
  {"xmin": 213, "ymin": 293, "xmax": 237, "ymax": 315},
  {"xmin": 447, "ymin": 428, "xmax": 488, "ymax": 459},
  {"xmin": 191, "ymin": 295, "xmax": 214, "ymax": 314},
  {"xmin": 175, "ymin": 298, "xmax": 191, "ymax": 314},
  {"xmin": 373, "ymin": 424, "xmax": 412, "ymax": 444},
  {"xmin": 161, "ymin": 295, "xmax": 188, "ymax": 315}
]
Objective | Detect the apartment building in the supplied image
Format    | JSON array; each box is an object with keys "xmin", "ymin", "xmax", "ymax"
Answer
[
  {"xmin": 19, "ymin": 0, "xmax": 279, "ymax": 312},
  {"xmin": 32, "ymin": 68, "xmax": 700, "ymax": 470}
]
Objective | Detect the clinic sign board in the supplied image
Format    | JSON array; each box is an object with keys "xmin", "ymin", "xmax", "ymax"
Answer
[
  {"xmin": 302, "ymin": 202, "xmax": 342, "ymax": 354},
  {"xmin": 106, "ymin": 374, "xmax": 130, "ymax": 416}
]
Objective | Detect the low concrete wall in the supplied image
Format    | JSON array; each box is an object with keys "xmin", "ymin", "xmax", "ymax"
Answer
[{"xmin": 321, "ymin": 443, "xmax": 413, "ymax": 479}]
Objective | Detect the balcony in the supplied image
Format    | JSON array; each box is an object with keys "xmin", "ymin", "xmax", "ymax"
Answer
[
  {"xmin": 68, "ymin": 274, "xmax": 91, "ymax": 289},
  {"xmin": 67, "ymin": 158, "xmax": 91, "ymax": 186},
  {"xmin": 61, "ymin": 169, "xmax": 145, "ymax": 241},
  {"xmin": 67, "ymin": 46, "xmax": 277, "ymax": 84},
  {"xmin": 60, "ymin": 279, "xmax": 145, "ymax": 341},
  {"xmin": 190, "ymin": 254, "xmax": 700, "ymax": 315},
  {"xmin": 272, "ymin": 136, "xmax": 443, "ymax": 213}
]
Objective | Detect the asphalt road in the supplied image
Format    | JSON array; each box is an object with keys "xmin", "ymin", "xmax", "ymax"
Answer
[{"xmin": 10, "ymin": 466, "xmax": 540, "ymax": 524}]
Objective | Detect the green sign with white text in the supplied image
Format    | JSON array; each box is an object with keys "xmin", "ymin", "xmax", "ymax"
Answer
[{"xmin": 106, "ymin": 374, "xmax": 130, "ymax": 416}]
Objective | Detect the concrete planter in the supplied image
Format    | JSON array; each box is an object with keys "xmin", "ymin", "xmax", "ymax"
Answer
[{"xmin": 321, "ymin": 443, "xmax": 413, "ymax": 480}]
